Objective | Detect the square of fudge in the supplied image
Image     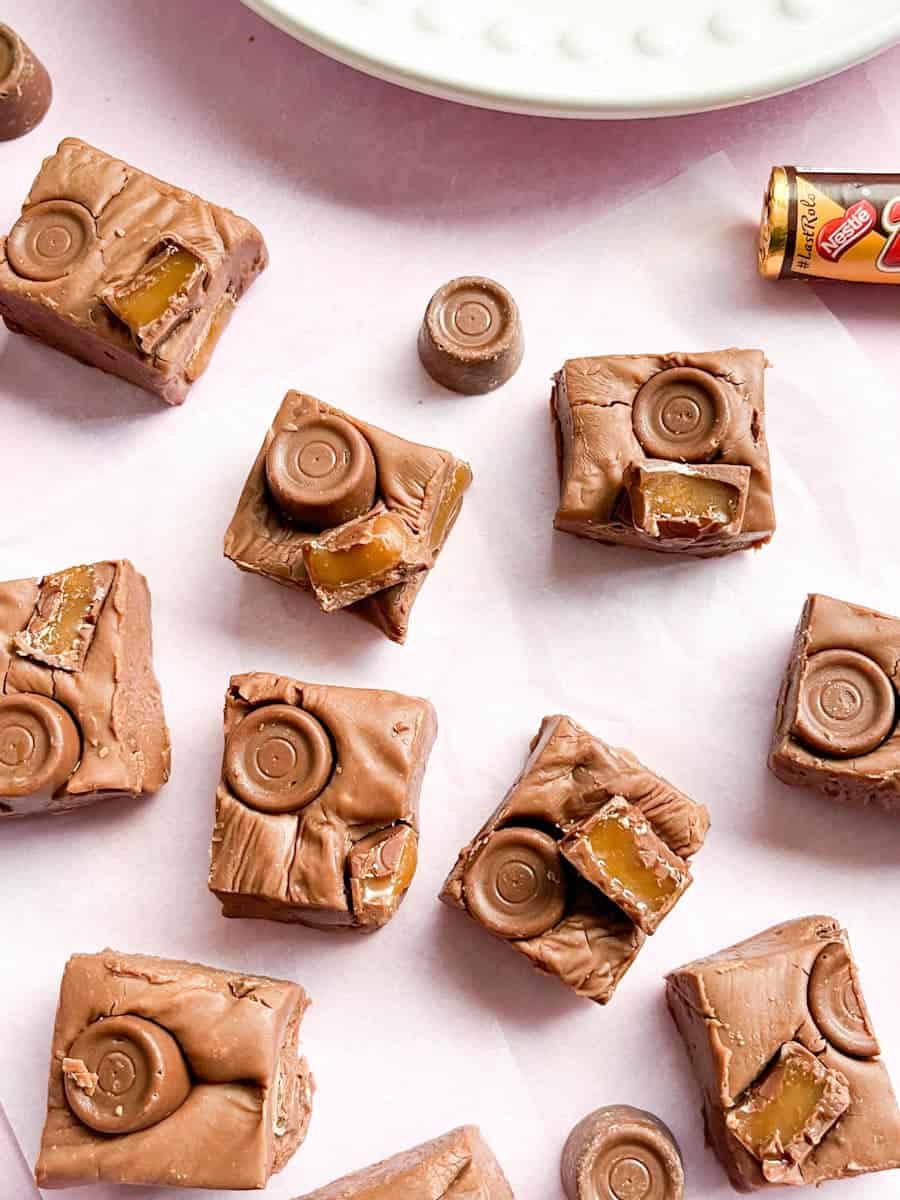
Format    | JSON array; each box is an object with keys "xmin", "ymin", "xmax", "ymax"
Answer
[
  {"xmin": 224, "ymin": 389, "xmax": 471, "ymax": 638},
  {"xmin": 35, "ymin": 949, "xmax": 313, "ymax": 1190},
  {"xmin": 551, "ymin": 349, "xmax": 775, "ymax": 557},
  {"xmin": 0, "ymin": 137, "xmax": 267, "ymax": 404},
  {"xmin": 440, "ymin": 714, "xmax": 708, "ymax": 1004},
  {"xmin": 208, "ymin": 672, "xmax": 437, "ymax": 931},
  {"xmin": 769, "ymin": 593, "xmax": 900, "ymax": 811},
  {"xmin": 666, "ymin": 915, "xmax": 900, "ymax": 1191},
  {"xmin": 293, "ymin": 1126, "xmax": 513, "ymax": 1199},
  {"xmin": 0, "ymin": 559, "xmax": 170, "ymax": 817}
]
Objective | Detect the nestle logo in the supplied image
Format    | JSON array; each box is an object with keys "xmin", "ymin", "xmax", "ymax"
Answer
[{"xmin": 816, "ymin": 200, "xmax": 877, "ymax": 262}]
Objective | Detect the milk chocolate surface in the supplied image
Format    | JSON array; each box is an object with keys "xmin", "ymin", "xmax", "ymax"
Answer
[
  {"xmin": 0, "ymin": 560, "xmax": 170, "ymax": 817},
  {"xmin": 224, "ymin": 390, "xmax": 472, "ymax": 640},
  {"xmin": 292, "ymin": 1125, "xmax": 514, "ymax": 1198},
  {"xmin": 440, "ymin": 715, "xmax": 708, "ymax": 1004},
  {"xmin": 770, "ymin": 594, "xmax": 900, "ymax": 811},
  {"xmin": 36, "ymin": 950, "xmax": 313, "ymax": 1190},
  {"xmin": 0, "ymin": 24, "xmax": 51, "ymax": 140},
  {"xmin": 561, "ymin": 1105, "xmax": 684, "ymax": 1200},
  {"xmin": 0, "ymin": 138, "xmax": 267, "ymax": 404},
  {"xmin": 418, "ymin": 275, "xmax": 524, "ymax": 395},
  {"xmin": 552, "ymin": 350, "xmax": 775, "ymax": 557},
  {"xmin": 666, "ymin": 916, "xmax": 900, "ymax": 1191},
  {"xmin": 209, "ymin": 672, "xmax": 437, "ymax": 930}
]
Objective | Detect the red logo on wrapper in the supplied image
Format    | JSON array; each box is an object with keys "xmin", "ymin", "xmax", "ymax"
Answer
[
  {"xmin": 876, "ymin": 197, "xmax": 900, "ymax": 273},
  {"xmin": 816, "ymin": 200, "xmax": 878, "ymax": 262}
]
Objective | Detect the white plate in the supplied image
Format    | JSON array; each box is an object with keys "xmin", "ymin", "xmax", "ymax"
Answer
[{"xmin": 242, "ymin": 0, "xmax": 900, "ymax": 117}]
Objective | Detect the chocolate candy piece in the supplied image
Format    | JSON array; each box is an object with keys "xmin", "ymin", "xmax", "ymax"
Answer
[
  {"xmin": 626, "ymin": 461, "xmax": 750, "ymax": 546},
  {"xmin": 0, "ymin": 138, "xmax": 267, "ymax": 405},
  {"xmin": 0, "ymin": 24, "xmax": 51, "ymax": 141},
  {"xmin": 463, "ymin": 827, "xmax": 567, "ymax": 939},
  {"xmin": 292, "ymin": 1125, "xmax": 514, "ymax": 1199},
  {"xmin": 667, "ymin": 916, "xmax": 900, "ymax": 1190},
  {"xmin": 794, "ymin": 649, "xmax": 895, "ymax": 758},
  {"xmin": 36, "ymin": 951, "xmax": 313, "ymax": 1190},
  {"xmin": 102, "ymin": 243, "xmax": 207, "ymax": 355},
  {"xmin": 808, "ymin": 942, "xmax": 880, "ymax": 1059},
  {"xmin": 224, "ymin": 390, "xmax": 472, "ymax": 639},
  {"xmin": 348, "ymin": 824, "xmax": 419, "ymax": 926},
  {"xmin": 561, "ymin": 1105, "xmax": 684, "ymax": 1200},
  {"xmin": 553, "ymin": 350, "xmax": 774, "ymax": 558},
  {"xmin": 265, "ymin": 413, "xmax": 377, "ymax": 530},
  {"xmin": 0, "ymin": 560, "xmax": 169, "ymax": 818},
  {"xmin": 418, "ymin": 275, "xmax": 523, "ymax": 394},
  {"xmin": 224, "ymin": 703, "xmax": 333, "ymax": 814},
  {"xmin": 725, "ymin": 1042, "xmax": 850, "ymax": 1185},
  {"xmin": 769, "ymin": 594, "xmax": 900, "ymax": 809},
  {"xmin": 209, "ymin": 672, "xmax": 436, "ymax": 931},
  {"xmin": 632, "ymin": 366, "xmax": 731, "ymax": 462},
  {"xmin": 63, "ymin": 1015, "xmax": 191, "ymax": 1135},
  {"xmin": 559, "ymin": 797, "xmax": 691, "ymax": 935},
  {"xmin": 12, "ymin": 560, "xmax": 114, "ymax": 671},
  {"xmin": 7, "ymin": 201, "xmax": 96, "ymax": 283},
  {"xmin": 0, "ymin": 694, "xmax": 80, "ymax": 802},
  {"xmin": 441, "ymin": 714, "xmax": 708, "ymax": 1004}
]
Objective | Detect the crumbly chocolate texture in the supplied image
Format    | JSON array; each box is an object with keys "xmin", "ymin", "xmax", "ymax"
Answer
[
  {"xmin": 769, "ymin": 593, "xmax": 900, "ymax": 811},
  {"xmin": 440, "ymin": 715, "xmax": 708, "ymax": 1004},
  {"xmin": 666, "ymin": 915, "xmax": 900, "ymax": 1191},
  {"xmin": 224, "ymin": 390, "xmax": 472, "ymax": 640},
  {"xmin": 552, "ymin": 350, "xmax": 775, "ymax": 557},
  {"xmin": 209, "ymin": 672, "xmax": 437, "ymax": 931},
  {"xmin": 36, "ymin": 950, "xmax": 313, "ymax": 1190},
  {"xmin": 0, "ymin": 138, "xmax": 267, "ymax": 404},
  {"xmin": 0, "ymin": 560, "xmax": 170, "ymax": 817},
  {"xmin": 561, "ymin": 1105, "xmax": 684, "ymax": 1200},
  {"xmin": 0, "ymin": 23, "xmax": 52, "ymax": 141},
  {"xmin": 292, "ymin": 1125, "xmax": 514, "ymax": 1199}
]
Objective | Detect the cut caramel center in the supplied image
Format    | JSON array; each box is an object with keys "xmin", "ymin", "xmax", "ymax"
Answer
[
  {"xmin": 306, "ymin": 514, "xmax": 406, "ymax": 589},
  {"xmin": 587, "ymin": 811, "xmax": 680, "ymax": 911},
  {"xmin": 430, "ymin": 461, "xmax": 472, "ymax": 552},
  {"xmin": 641, "ymin": 472, "xmax": 739, "ymax": 523},
  {"xmin": 27, "ymin": 565, "xmax": 97, "ymax": 658},
  {"xmin": 110, "ymin": 246, "xmax": 202, "ymax": 335},
  {"xmin": 359, "ymin": 835, "xmax": 418, "ymax": 907},
  {"xmin": 734, "ymin": 1057, "xmax": 827, "ymax": 1155}
]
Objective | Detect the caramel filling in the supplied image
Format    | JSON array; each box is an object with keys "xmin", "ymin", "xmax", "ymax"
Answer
[
  {"xmin": 26, "ymin": 565, "xmax": 98, "ymax": 659},
  {"xmin": 587, "ymin": 811, "xmax": 680, "ymax": 912},
  {"xmin": 732, "ymin": 1057, "xmax": 827, "ymax": 1156},
  {"xmin": 108, "ymin": 246, "xmax": 202, "ymax": 336},
  {"xmin": 641, "ymin": 472, "xmax": 739, "ymax": 525},
  {"xmin": 430, "ymin": 461, "xmax": 472, "ymax": 552},
  {"xmin": 306, "ymin": 514, "xmax": 407, "ymax": 589},
  {"xmin": 359, "ymin": 836, "xmax": 418, "ymax": 908},
  {"xmin": 186, "ymin": 294, "xmax": 235, "ymax": 381}
]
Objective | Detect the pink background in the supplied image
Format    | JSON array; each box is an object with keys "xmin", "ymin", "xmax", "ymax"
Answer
[{"xmin": 3, "ymin": 4, "xmax": 900, "ymax": 1199}]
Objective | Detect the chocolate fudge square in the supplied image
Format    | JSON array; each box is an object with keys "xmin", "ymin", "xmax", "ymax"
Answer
[
  {"xmin": 293, "ymin": 1126, "xmax": 513, "ymax": 1199},
  {"xmin": 770, "ymin": 593, "xmax": 900, "ymax": 811},
  {"xmin": 224, "ymin": 389, "xmax": 471, "ymax": 640},
  {"xmin": 552, "ymin": 350, "xmax": 775, "ymax": 557},
  {"xmin": 0, "ymin": 138, "xmax": 267, "ymax": 404},
  {"xmin": 35, "ymin": 950, "xmax": 313, "ymax": 1190},
  {"xmin": 0, "ymin": 559, "xmax": 169, "ymax": 817},
  {"xmin": 440, "ymin": 715, "xmax": 708, "ymax": 1004},
  {"xmin": 209, "ymin": 672, "xmax": 437, "ymax": 931},
  {"xmin": 667, "ymin": 916, "xmax": 900, "ymax": 1191}
]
